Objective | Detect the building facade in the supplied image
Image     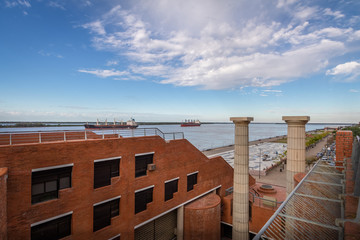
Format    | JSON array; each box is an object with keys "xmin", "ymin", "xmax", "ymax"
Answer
[{"xmin": 0, "ymin": 130, "xmax": 233, "ymax": 239}]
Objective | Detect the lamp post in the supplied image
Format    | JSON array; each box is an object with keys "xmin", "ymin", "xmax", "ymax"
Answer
[{"xmin": 259, "ymin": 148, "xmax": 262, "ymax": 179}]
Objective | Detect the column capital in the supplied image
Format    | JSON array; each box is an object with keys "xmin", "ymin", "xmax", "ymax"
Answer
[
  {"xmin": 230, "ymin": 117, "xmax": 254, "ymax": 124},
  {"xmin": 282, "ymin": 116, "xmax": 310, "ymax": 125}
]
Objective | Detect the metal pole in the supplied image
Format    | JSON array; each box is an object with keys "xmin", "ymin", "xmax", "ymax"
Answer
[
  {"xmin": 85, "ymin": 130, "xmax": 87, "ymax": 140},
  {"xmin": 64, "ymin": 132, "xmax": 66, "ymax": 141},
  {"xmin": 39, "ymin": 133, "xmax": 42, "ymax": 143},
  {"xmin": 9, "ymin": 133, "xmax": 12, "ymax": 145},
  {"xmin": 259, "ymin": 148, "xmax": 261, "ymax": 179}
]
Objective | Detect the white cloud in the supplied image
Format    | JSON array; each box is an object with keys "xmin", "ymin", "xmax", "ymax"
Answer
[
  {"xmin": 130, "ymin": 64, "xmax": 171, "ymax": 76},
  {"xmin": 80, "ymin": 1, "xmax": 360, "ymax": 90},
  {"xmin": 326, "ymin": 61, "xmax": 360, "ymax": 82},
  {"xmin": 82, "ymin": 20, "xmax": 106, "ymax": 35},
  {"xmin": 78, "ymin": 69, "xmax": 128, "ymax": 78},
  {"xmin": 324, "ymin": 8, "xmax": 345, "ymax": 19},
  {"xmin": 5, "ymin": 0, "xmax": 31, "ymax": 8},
  {"xmin": 263, "ymin": 90, "xmax": 282, "ymax": 93},
  {"xmin": 38, "ymin": 50, "xmax": 63, "ymax": 58},
  {"xmin": 276, "ymin": 0, "xmax": 296, "ymax": 8},
  {"xmin": 349, "ymin": 89, "xmax": 359, "ymax": 93},
  {"xmin": 106, "ymin": 60, "xmax": 118, "ymax": 66},
  {"xmin": 327, "ymin": 61, "xmax": 360, "ymax": 75},
  {"xmin": 48, "ymin": 1, "xmax": 66, "ymax": 10},
  {"xmin": 294, "ymin": 6, "xmax": 318, "ymax": 21}
]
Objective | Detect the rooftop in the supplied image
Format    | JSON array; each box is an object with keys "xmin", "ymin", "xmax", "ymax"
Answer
[{"xmin": 0, "ymin": 128, "xmax": 184, "ymax": 146}]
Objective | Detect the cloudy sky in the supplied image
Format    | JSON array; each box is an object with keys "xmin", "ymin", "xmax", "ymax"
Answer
[{"xmin": 1, "ymin": 0, "xmax": 360, "ymax": 122}]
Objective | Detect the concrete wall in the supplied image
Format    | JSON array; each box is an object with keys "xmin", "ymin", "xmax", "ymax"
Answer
[{"xmin": 0, "ymin": 135, "xmax": 233, "ymax": 239}]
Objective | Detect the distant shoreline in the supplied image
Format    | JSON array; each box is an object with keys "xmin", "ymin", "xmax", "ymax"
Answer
[
  {"xmin": 202, "ymin": 134, "xmax": 287, "ymax": 156},
  {"xmin": 0, "ymin": 121, "xmax": 354, "ymax": 128}
]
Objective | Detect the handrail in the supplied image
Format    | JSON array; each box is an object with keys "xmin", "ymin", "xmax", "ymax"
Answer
[
  {"xmin": 253, "ymin": 159, "xmax": 322, "ymax": 240},
  {"xmin": 0, "ymin": 128, "xmax": 184, "ymax": 146},
  {"xmin": 249, "ymin": 191, "xmax": 284, "ymax": 210}
]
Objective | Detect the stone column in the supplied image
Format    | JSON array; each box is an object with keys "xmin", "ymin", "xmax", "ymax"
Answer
[
  {"xmin": 282, "ymin": 116, "xmax": 310, "ymax": 195},
  {"xmin": 230, "ymin": 117, "xmax": 253, "ymax": 240},
  {"xmin": 177, "ymin": 205, "xmax": 184, "ymax": 240}
]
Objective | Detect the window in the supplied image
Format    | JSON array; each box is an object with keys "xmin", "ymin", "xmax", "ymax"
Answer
[
  {"xmin": 135, "ymin": 153, "xmax": 154, "ymax": 178},
  {"xmin": 249, "ymin": 201, "xmax": 252, "ymax": 221},
  {"xmin": 94, "ymin": 158, "xmax": 120, "ymax": 189},
  {"xmin": 93, "ymin": 197, "xmax": 120, "ymax": 232},
  {"xmin": 187, "ymin": 172, "xmax": 198, "ymax": 191},
  {"xmin": 31, "ymin": 212, "xmax": 72, "ymax": 240},
  {"xmin": 164, "ymin": 178, "xmax": 179, "ymax": 201},
  {"xmin": 135, "ymin": 186, "xmax": 154, "ymax": 214},
  {"xmin": 32, "ymin": 165, "xmax": 73, "ymax": 204}
]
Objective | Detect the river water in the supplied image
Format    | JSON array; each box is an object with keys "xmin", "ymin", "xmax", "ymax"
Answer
[{"xmin": 0, "ymin": 123, "xmax": 347, "ymax": 151}]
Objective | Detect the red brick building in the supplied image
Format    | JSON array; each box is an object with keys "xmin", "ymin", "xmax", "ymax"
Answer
[{"xmin": 0, "ymin": 130, "xmax": 234, "ymax": 239}]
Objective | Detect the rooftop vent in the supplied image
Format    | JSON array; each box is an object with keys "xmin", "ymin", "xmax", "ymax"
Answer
[{"xmin": 258, "ymin": 184, "xmax": 277, "ymax": 194}]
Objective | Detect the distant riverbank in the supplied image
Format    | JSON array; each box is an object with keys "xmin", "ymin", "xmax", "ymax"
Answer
[{"xmin": 0, "ymin": 121, "xmax": 354, "ymax": 128}]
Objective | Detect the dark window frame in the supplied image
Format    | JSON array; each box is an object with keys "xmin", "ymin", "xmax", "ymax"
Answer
[
  {"xmin": 135, "ymin": 153, "xmax": 154, "ymax": 178},
  {"xmin": 31, "ymin": 212, "xmax": 72, "ymax": 240},
  {"xmin": 187, "ymin": 172, "xmax": 198, "ymax": 192},
  {"xmin": 31, "ymin": 165, "xmax": 73, "ymax": 204},
  {"xmin": 94, "ymin": 157, "xmax": 120, "ymax": 189},
  {"xmin": 135, "ymin": 186, "xmax": 154, "ymax": 214},
  {"xmin": 93, "ymin": 197, "xmax": 120, "ymax": 232},
  {"xmin": 164, "ymin": 178, "xmax": 179, "ymax": 201}
]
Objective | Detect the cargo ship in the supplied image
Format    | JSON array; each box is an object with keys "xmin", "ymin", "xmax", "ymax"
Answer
[
  {"xmin": 181, "ymin": 119, "xmax": 201, "ymax": 127},
  {"xmin": 84, "ymin": 118, "xmax": 138, "ymax": 129}
]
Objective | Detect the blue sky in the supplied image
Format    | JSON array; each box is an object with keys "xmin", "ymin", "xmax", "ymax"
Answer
[{"xmin": 1, "ymin": 0, "xmax": 360, "ymax": 123}]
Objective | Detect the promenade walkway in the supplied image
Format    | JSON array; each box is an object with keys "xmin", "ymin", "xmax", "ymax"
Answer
[{"xmin": 203, "ymin": 135, "xmax": 330, "ymax": 187}]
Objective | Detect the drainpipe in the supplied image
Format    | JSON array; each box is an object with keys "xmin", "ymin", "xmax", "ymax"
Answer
[{"xmin": 230, "ymin": 117, "xmax": 253, "ymax": 240}]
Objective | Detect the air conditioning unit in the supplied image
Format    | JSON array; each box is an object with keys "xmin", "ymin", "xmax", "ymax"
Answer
[{"xmin": 147, "ymin": 163, "xmax": 156, "ymax": 171}]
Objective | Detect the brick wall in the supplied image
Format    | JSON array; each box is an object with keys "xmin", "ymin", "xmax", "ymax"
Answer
[
  {"xmin": 336, "ymin": 131, "xmax": 353, "ymax": 170},
  {"xmin": 0, "ymin": 167, "xmax": 7, "ymax": 240},
  {"xmin": 0, "ymin": 135, "xmax": 233, "ymax": 239},
  {"xmin": 184, "ymin": 193, "xmax": 221, "ymax": 240}
]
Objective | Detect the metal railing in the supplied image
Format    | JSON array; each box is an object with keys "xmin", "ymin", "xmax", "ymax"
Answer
[
  {"xmin": 253, "ymin": 159, "xmax": 344, "ymax": 240},
  {"xmin": 249, "ymin": 191, "xmax": 284, "ymax": 210},
  {"xmin": 0, "ymin": 128, "xmax": 184, "ymax": 146}
]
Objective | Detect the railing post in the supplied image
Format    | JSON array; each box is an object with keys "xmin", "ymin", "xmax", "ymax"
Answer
[
  {"xmin": 9, "ymin": 134, "xmax": 12, "ymax": 145},
  {"xmin": 39, "ymin": 133, "xmax": 42, "ymax": 143},
  {"xmin": 85, "ymin": 130, "xmax": 87, "ymax": 140},
  {"xmin": 102, "ymin": 130, "xmax": 105, "ymax": 139},
  {"xmin": 64, "ymin": 132, "xmax": 66, "ymax": 141}
]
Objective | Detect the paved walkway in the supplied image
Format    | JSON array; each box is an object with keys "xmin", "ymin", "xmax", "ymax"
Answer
[{"xmin": 203, "ymin": 135, "xmax": 331, "ymax": 187}]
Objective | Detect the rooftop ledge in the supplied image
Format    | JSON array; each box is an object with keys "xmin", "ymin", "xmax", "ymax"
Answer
[{"xmin": 0, "ymin": 128, "xmax": 184, "ymax": 146}]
